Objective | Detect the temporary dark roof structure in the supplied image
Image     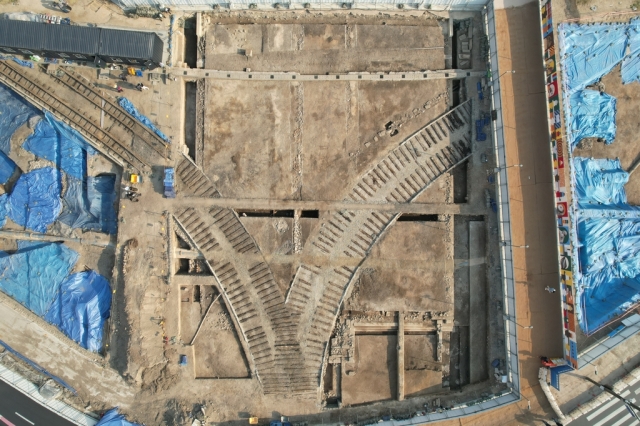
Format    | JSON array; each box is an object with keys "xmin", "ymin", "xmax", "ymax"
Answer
[
  {"xmin": 0, "ymin": 20, "xmax": 163, "ymax": 63},
  {"xmin": 0, "ymin": 20, "xmax": 43, "ymax": 51},
  {"xmin": 44, "ymin": 25, "xmax": 101, "ymax": 55},
  {"xmin": 99, "ymin": 28, "xmax": 163, "ymax": 62}
]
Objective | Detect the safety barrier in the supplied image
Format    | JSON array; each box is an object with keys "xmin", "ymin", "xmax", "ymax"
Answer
[
  {"xmin": 484, "ymin": 0, "xmax": 521, "ymax": 400},
  {"xmin": 0, "ymin": 362, "xmax": 97, "ymax": 426}
]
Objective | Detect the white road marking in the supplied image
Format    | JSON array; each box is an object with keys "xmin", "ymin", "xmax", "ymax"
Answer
[
  {"xmin": 593, "ymin": 398, "xmax": 636, "ymax": 426},
  {"xmin": 588, "ymin": 390, "xmax": 631, "ymax": 420},
  {"xmin": 611, "ymin": 413, "xmax": 640, "ymax": 426},
  {"xmin": 13, "ymin": 413, "xmax": 33, "ymax": 425}
]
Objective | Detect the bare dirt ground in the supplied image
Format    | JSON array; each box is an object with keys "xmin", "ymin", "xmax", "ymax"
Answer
[{"xmin": 0, "ymin": 3, "xmax": 513, "ymax": 425}]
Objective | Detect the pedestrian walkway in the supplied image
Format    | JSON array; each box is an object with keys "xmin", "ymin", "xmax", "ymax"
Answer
[{"xmin": 0, "ymin": 293, "xmax": 134, "ymax": 406}]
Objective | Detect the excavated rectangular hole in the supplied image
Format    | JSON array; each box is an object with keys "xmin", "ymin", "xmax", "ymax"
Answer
[
  {"xmin": 397, "ymin": 214, "xmax": 439, "ymax": 222},
  {"xmin": 300, "ymin": 210, "xmax": 319, "ymax": 218},
  {"xmin": 236, "ymin": 210, "xmax": 294, "ymax": 217}
]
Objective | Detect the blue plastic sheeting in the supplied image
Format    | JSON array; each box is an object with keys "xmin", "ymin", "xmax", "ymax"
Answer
[
  {"xmin": 573, "ymin": 158, "xmax": 628, "ymax": 206},
  {"xmin": 59, "ymin": 175, "xmax": 118, "ymax": 234},
  {"xmin": 559, "ymin": 23, "xmax": 628, "ymax": 94},
  {"xmin": 0, "ymin": 194, "xmax": 7, "ymax": 229},
  {"xmin": 11, "ymin": 58, "xmax": 33, "ymax": 68},
  {"xmin": 567, "ymin": 90, "xmax": 617, "ymax": 150},
  {"xmin": 43, "ymin": 111, "xmax": 97, "ymax": 155},
  {"xmin": 96, "ymin": 409, "xmax": 142, "ymax": 426},
  {"xmin": 574, "ymin": 157, "xmax": 640, "ymax": 332},
  {"xmin": 117, "ymin": 97, "xmax": 170, "ymax": 144},
  {"xmin": 0, "ymin": 241, "xmax": 78, "ymax": 316},
  {"xmin": 0, "ymin": 83, "xmax": 38, "ymax": 154},
  {"xmin": 45, "ymin": 271, "xmax": 112, "ymax": 352},
  {"xmin": 6, "ymin": 167, "xmax": 62, "ymax": 232},
  {"xmin": 0, "ymin": 151, "xmax": 16, "ymax": 185},
  {"xmin": 621, "ymin": 19, "xmax": 640, "ymax": 84},
  {"xmin": 23, "ymin": 119, "xmax": 87, "ymax": 180}
]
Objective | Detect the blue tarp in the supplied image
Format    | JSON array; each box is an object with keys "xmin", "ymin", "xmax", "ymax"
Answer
[
  {"xmin": 0, "ymin": 83, "xmax": 38, "ymax": 154},
  {"xmin": 574, "ymin": 158, "xmax": 640, "ymax": 332},
  {"xmin": 0, "ymin": 241, "xmax": 78, "ymax": 316},
  {"xmin": 6, "ymin": 167, "xmax": 62, "ymax": 232},
  {"xmin": 45, "ymin": 271, "xmax": 112, "ymax": 352},
  {"xmin": 0, "ymin": 194, "xmax": 7, "ymax": 229},
  {"xmin": 567, "ymin": 90, "xmax": 617, "ymax": 150},
  {"xmin": 621, "ymin": 18, "xmax": 640, "ymax": 84},
  {"xmin": 23, "ymin": 119, "xmax": 87, "ymax": 180},
  {"xmin": 573, "ymin": 158, "xmax": 629, "ymax": 206},
  {"xmin": 42, "ymin": 111, "xmax": 97, "ymax": 155},
  {"xmin": 559, "ymin": 23, "xmax": 628, "ymax": 94},
  {"xmin": 0, "ymin": 151, "xmax": 16, "ymax": 185},
  {"xmin": 11, "ymin": 58, "xmax": 33, "ymax": 68},
  {"xmin": 21, "ymin": 112, "xmax": 115, "ymax": 234},
  {"xmin": 117, "ymin": 97, "xmax": 170, "ymax": 144},
  {"xmin": 59, "ymin": 175, "xmax": 118, "ymax": 235},
  {"xmin": 96, "ymin": 409, "xmax": 141, "ymax": 426}
]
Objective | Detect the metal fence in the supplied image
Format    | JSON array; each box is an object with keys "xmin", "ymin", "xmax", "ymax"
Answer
[
  {"xmin": 484, "ymin": 0, "xmax": 521, "ymax": 398},
  {"xmin": 112, "ymin": 0, "xmax": 488, "ymax": 11},
  {"xmin": 0, "ymin": 363, "xmax": 97, "ymax": 426}
]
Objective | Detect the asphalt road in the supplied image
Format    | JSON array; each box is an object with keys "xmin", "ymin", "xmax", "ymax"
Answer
[
  {"xmin": 0, "ymin": 379, "xmax": 76, "ymax": 426},
  {"xmin": 570, "ymin": 376, "xmax": 640, "ymax": 426}
]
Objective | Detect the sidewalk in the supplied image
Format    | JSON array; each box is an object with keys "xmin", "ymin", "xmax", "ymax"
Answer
[
  {"xmin": 0, "ymin": 292, "xmax": 134, "ymax": 406},
  {"xmin": 428, "ymin": 3, "xmax": 565, "ymax": 425}
]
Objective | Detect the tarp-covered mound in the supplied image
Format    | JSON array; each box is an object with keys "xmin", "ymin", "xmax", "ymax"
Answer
[
  {"xmin": 0, "ymin": 241, "xmax": 111, "ymax": 351},
  {"xmin": 567, "ymin": 90, "xmax": 617, "ymax": 150},
  {"xmin": 0, "ymin": 83, "xmax": 38, "ymax": 154},
  {"xmin": 45, "ymin": 271, "xmax": 112, "ymax": 352},
  {"xmin": 622, "ymin": 18, "xmax": 640, "ymax": 84},
  {"xmin": 574, "ymin": 157, "xmax": 640, "ymax": 333},
  {"xmin": 59, "ymin": 176, "xmax": 118, "ymax": 235},
  {"xmin": 96, "ymin": 408, "xmax": 142, "ymax": 426},
  {"xmin": 5, "ymin": 167, "xmax": 62, "ymax": 232},
  {"xmin": 117, "ymin": 97, "xmax": 170, "ymax": 144},
  {"xmin": 574, "ymin": 157, "xmax": 629, "ymax": 206},
  {"xmin": 19, "ymin": 112, "xmax": 116, "ymax": 235},
  {"xmin": 559, "ymin": 23, "xmax": 628, "ymax": 94},
  {"xmin": 0, "ymin": 151, "xmax": 16, "ymax": 185},
  {"xmin": 0, "ymin": 241, "xmax": 78, "ymax": 316},
  {"xmin": 23, "ymin": 115, "xmax": 88, "ymax": 180}
]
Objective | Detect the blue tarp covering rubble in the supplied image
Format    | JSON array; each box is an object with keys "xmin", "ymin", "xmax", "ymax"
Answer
[
  {"xmin": 45, "ymin": 271, "xmax": 112, "ymax": 352},
  {"xmin": 0, "ymin": 85, "xmax": 116, "ymax": 234},
  {"xmin": 117, "ymin": 97, "xmax": 171, "ymax": 144},
  {"xmin": 622, "ymin": 18, "xmax": 640, "ymax": 84},
  {"xmin": 0, "ymin": 241, "xmax": 77, "ymax": 316},
  {"xmin": 566, "ymin": 90, "xmax": 617, "ymax": 150},
  {"xmin": 23, "ymin": 114, "xmax": 89, "ymax": 180},
  {"xmin": 0, "ymin": 83, "xmax": 37, "ymax": 154},
  {"xmin": 559, "ymin": 23, "xmax": 628, "ymax": 94},
  {"xmin": 59, "ymin": 176, "xmax": 118, "ymax": 235},
  {"xmin": 560, "ymin": 20, "xmax": 640, "ymax": 333},
  {"xmin": 573, "ymin": 158, "xmax": 640, "ymax": 333},
  {"xmin": 0, "ymin": 241, "xmax": 111, "ymax": 351},
  {"xmin": 6, "ymin": 167, "xmax": 62, "ymax": 233},
  {"xmin": 0, "ymin": 151, "xmax": 16, "ymax": 185},
  {"xmin": 96, "ymin": 408, "xmax": 141, "ymax": 426}
]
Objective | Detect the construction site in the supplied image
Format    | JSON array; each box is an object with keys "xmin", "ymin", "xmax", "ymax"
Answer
[{"xmin": 0, "ymin": 3, "xmax": 518, "ymax": 426}]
